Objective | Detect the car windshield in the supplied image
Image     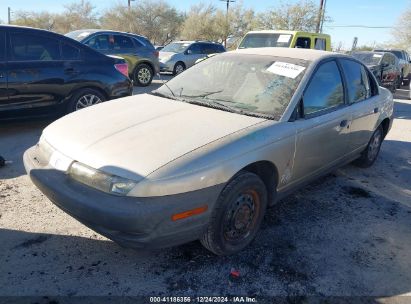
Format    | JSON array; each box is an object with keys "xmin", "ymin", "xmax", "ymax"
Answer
[
  {"xmin": 154, "ymin": 53, "xmax": 308, "ymax": 120},
  {"xmin": 161, "ymin": 42, "xmax": 191, "ymax": 53},
  {"xmin": 351, "ymin": 52, "xmax": 383, "ymax": 65},
  {"xmin": 238, "ymin": 33, "xmax": 293, "ymax": 49},
  {"xmin": 65, "ymin": 30, "xmax": 94, "ymax": 41}
]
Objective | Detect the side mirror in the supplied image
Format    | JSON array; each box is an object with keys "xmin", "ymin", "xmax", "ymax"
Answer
[
  {"xmin": 186, "ymin": 49, "xmax": 192, "ymax": 55},
  {"xmin": 382, "ymin": 62, "xmax": 389, "ymax": 68}
]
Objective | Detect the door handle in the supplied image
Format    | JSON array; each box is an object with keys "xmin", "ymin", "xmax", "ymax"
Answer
[
  {"xmin": 64, "ymin": 68, "xmax": 78, "ymax": 75},
  {"xmin": 374, "ymin": 107, "xmax": 379, "ymax": 114},
  {"xmin": 340, "ymin": 120, "xmax": 349, "ymax": 128},
  {"xmin": 0, "ymin": 73, "xmax": 4, "ymax": 78}
]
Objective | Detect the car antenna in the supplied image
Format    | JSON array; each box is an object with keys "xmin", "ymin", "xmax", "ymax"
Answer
[{"xmin": 157, "ymin": 73, "xmax": 175, "ymax": 97}]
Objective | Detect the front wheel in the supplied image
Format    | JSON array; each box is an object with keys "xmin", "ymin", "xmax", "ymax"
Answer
[
  {"xmin": 353, "ymin": 125, "xmax": 383, "ymax": 168},
  {"xmin": 173, "ymin": 62, "xmax": 185, "ymax": 75},
  {"xmin": 133, "ymin": 63, "xmax": 153, "ymax": 87},
  {"xmin": 200, "ymin": 172, "xmax": 268, "ymax": 255}
]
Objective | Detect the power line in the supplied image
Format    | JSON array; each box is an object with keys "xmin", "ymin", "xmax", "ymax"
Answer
[{"xmin": 323, "ymin": 25, "xmax": 393, "ymax": 29}]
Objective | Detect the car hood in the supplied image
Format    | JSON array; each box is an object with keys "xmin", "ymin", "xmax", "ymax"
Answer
[
  {"xmin": 159, "ymin": 51, "xmax": 176, "ymax": 60},
  {"xmin": 42, "ymin": 94, "xmax": 266, "ymax": 181}
]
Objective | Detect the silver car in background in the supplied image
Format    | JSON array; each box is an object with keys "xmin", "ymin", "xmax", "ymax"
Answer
[
  {"xmin": 24, "ymin": 48, "xmax": 393, "ymax": 255},
  {"xmin": 159, "ymin": 40, "xmax": 225, "ymax": 75}
]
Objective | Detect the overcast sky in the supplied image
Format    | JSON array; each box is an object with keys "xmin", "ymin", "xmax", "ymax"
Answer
[{"xmin": 0, "ymin": 0, "xmax": 408, "ymax": 48}]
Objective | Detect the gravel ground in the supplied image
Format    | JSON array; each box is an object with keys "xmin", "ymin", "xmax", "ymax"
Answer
[{"xmin": 0, "ymin": 81, "xmax": 410, "ymax": 300}]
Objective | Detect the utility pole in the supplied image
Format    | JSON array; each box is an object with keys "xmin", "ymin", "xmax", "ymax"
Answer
[
  {"xmin": 319, "ymin": 0, "xmax": 327, "ymax": 33},
  {"xmin": 219, "ymin": 0, "xmax": 235, "ymax": 48},
  {"xmin": 315, "ymin": 0, "xmax": 325, "ymax": 33},
  {"xmin": 8, "ymin": 7, "xmax": 11, "ymax": 24},
  {"xmin": 128, "ymin": 0, "xmax": 135, "ymax": 9}
]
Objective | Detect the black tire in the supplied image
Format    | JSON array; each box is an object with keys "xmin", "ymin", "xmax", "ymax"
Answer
[
  {"xmin": 67, "ymin": 88, "xmax": 106, "ymax": 113},
  {"xmin": 133, "ymin": 63, "xmax": 154, "ymax": 87},
  {"xmin": 353, "ymin": 125, "xmax": 383, "ymax": 168},
  {"xmin": 173, "ymin": 62, "xmax": 185, "ymax": 76},
  {"xmin": 396, "ymin": 76, "xmax": 401, "ymax": 89},
  {"xmin": 200, "ymin": 172, "xmax": 268, "ymax": 255}
]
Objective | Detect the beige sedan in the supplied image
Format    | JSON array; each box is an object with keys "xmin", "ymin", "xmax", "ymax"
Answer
[{"xmin": 24, "ymin": 48, "xmax": 394, "ymax": 255}]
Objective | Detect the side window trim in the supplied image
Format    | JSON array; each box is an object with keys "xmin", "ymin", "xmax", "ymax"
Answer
[{"xmin": 301, "ymin": 58, "xmax": 348, "ymax": 119}]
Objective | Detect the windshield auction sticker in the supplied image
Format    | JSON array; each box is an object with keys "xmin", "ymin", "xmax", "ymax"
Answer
[
  {"xmin": 277, "ymin": 34, "xmax": 291, "ymax": 43},
  {"xmin": 267, "ymin": 61, "xmax": 306, "ymax": 78}
]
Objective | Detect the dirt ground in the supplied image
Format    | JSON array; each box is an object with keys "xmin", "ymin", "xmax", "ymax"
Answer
[{"xmin": 0, "ymin": 81, "xmax": 410, "ymax": 301}]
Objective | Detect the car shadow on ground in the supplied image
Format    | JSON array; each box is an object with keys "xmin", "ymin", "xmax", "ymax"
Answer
[
  {"xmin": 0, "ymin": 119, "xmax": 52, "ymax": 180},
  {"xmin": 1, "ymin": 155, "xmax": 411, "ymax": 297},
  {"xmin": 394, "ymin": 99, "xmax": 411, "ymax": 120}
]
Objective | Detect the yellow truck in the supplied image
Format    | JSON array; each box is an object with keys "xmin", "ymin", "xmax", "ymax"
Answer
[{"xmin": 238, "ymin": 30, "xmax": 331, "ymax": 51}]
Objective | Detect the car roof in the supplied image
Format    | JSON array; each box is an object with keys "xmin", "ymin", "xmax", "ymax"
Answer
[
  {"xmin": 245, "ymin": 30, "xmax": 330, "ymax": 37},
  {"xmin": 352, "ymin": 51, "xmax": 386, "ymax": 55},
  {"xmin": 72, "ymin": 29, "xmax": 148, "ymax": 39},
  {"xmin": 173, "ymin": 40, "xmax": 221, "ymax": 45},
  {"xmin": 232, "ymin": 47, "xmax": 340, "ymax": 61},
  {"xmin": 374, "ymin": 48, "xmax": 406, "ymax": 53},
  {"xmin": 0, "ymin": 24, "xmax": 56, "ymax": 34}
]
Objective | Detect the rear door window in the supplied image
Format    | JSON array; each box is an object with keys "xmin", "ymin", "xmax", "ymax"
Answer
[
  {"xmin": 314, "ymin": 38, "xmax": 326, "ymax": 50},
  {"xmin": 295, "ymin": 37, "xmax": 311, "ymax": 49},
  {"xmin": 303, "ymin": 60, "xmax": 345, "ymax": 116},
  {"xmin": 10, "ymin": 32, "xmax": 61, "ymax": 61},
  {"xmin": 113, "ymin": 35, "xmax": 134, "ymax": 51},
  {"xmin": 340, "ymin": 59, "xmax": 371, "ymax": 103},
  {"xmin": 189, "ymin": 43, "xmax": 203, "ymax": 54}
]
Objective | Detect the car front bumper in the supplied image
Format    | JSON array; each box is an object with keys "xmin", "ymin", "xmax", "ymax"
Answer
[
  {"xmin": 159, "ymin": 61, "xmax": 175, "ymax": 73},
  {"xmin": 23, "ymin": 146, "xmax": 224, "ymax": 249}
]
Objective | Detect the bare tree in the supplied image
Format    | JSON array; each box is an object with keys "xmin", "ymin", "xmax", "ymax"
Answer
[
  {"xmin": 180, "ymin": 3, "xmax": 224, "ymax": 41},
  {"xmin": 12, "ymin": 0, "xmax": 99, "ymax": 33},
  {"xmin": 180, "ymin": 2, "xmax": 257, "ymax": 44},
  {"xmin": 102, "ymin": 0, "xmax": 183, "ymax": 45},
  {"xmin": 390, "ymin": 7, "xmax": 411, "ymax": 51},
  {"xmin": 57, "ymin": 0, "xmax": 100, "ymax": 33},
  {"xmin": 257, "ymin": 0, "xmax": 322, "ymax": 32},
  {"xmin": 12, "ymin": 11, "xmax": 58, "ymax": 31}
]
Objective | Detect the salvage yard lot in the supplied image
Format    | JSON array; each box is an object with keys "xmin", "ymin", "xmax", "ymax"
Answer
[{"xmin": 0, "ymin": 81, "xmax": 411, "ymax": 298}]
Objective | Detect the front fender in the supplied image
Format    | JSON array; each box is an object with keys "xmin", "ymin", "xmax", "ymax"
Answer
[{"xmin": 128, "ymin": 121, "xmax": 297, "ymax": 197}]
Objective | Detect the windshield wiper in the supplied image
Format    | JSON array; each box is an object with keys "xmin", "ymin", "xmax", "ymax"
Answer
[
  {"xmin": 181, "ymin": 90, "xmax": 223, "ymax": 98},
  {"xmin": 150, "ymin": 90, "xmax": 178, "ymax": 100}
]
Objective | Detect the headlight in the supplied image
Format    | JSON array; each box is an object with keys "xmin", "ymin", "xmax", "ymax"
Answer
[
  {"xmin": 160, "ymin": 56, "xmax": 172, "ymax": 63},
  {"xmin": 68, "ymin": 162, "xmax": 137, "ymax": 196}
]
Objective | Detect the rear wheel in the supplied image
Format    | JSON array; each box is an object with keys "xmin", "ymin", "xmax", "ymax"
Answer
[
  {"xmin": 353, "ymin": 125, "xmax": 383, "ymax": 168},
  {"xmin": 133, "ymin": 63, "xmax": 153, "ymax": 87},
  {"xmin": 200, "ymin": 172, "xmax": 268, "ymax": 255},
  {"xmin": 68, "ymin": 88, "xmax": 105, "ymax": 113}
]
